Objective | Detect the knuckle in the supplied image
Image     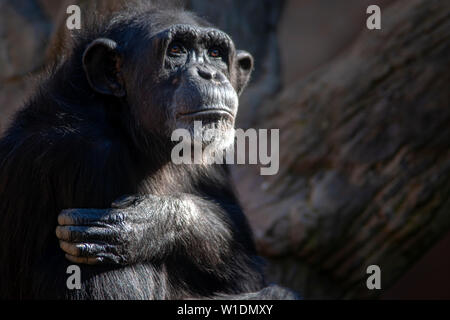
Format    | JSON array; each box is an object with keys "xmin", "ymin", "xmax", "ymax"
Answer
[
  {"xmin": 109, "ymin": 210, "xmax": 125, "ymax": 224},
  {"xmin": 78, "ymin": 243, "xmax": 90, "ymax": 256},
  {"xmin": 110, "ymin": 253, "xmax": 127, "ymax": 265},
  {"xmin": 94, "ymin": 256, "xmax": 104, "ymax": 264}
]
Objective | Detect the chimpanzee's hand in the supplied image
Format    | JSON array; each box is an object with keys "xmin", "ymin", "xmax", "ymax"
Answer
[{"xmin": 55, "ymin": 195, "xmax": 149, "ymax": 265}]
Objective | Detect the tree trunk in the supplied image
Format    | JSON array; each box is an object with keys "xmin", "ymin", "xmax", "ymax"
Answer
[{"xmin": 232, "ymin": 0, "xmax": 450, "ymax": 299}]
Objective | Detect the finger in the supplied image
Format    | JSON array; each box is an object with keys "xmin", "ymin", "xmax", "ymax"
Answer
[
  {"xmin": 65, "ymin": 253, "xmax": 125, "ymax": 265},
  {"xmin": 58, "ymin": 209, "xmax": 121, "ymax": 226},
  {"xmin": 65, "ymin": 254, "xmax": 103, "ymax": 265},
  {"xmin": 59, "ymin": 241, "xmax": 112, "ymax": 257},
  {"xmin": 55, "ymin": 225, "xmax": 115, "ymax": 243}
]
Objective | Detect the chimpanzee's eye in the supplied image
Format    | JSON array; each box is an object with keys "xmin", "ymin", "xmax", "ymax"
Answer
[
  {"xmin": 208, "ymin": 47, "xmax": 221, "ymax": 58},
  {"xmin": 168, "ymin": 42, "xmax": 185, "ymax": 56}
]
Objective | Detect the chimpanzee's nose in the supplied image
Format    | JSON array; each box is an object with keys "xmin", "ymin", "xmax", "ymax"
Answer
[{"xmin": 197, "ymin": 66, "xmax": 214, "ymax": 80}]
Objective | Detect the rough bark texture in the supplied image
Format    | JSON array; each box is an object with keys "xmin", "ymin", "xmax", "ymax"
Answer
[
  {"xmin": 234, "ymin": 0, "xmax": 450, "ymax": 298},
  {"xmin": 1, "ymin": 0, "xmax": 449, "ymax": 299}
]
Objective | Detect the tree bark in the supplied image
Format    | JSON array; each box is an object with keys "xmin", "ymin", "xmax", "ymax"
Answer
[{"xmin": 232, "ymin": 0, "xmax": 450, "ymax": 298}]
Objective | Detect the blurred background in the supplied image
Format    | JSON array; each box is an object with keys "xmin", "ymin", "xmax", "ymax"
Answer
[{"xmin": 1, "ymin": 0, "xmax": 449, "ymax": 299}]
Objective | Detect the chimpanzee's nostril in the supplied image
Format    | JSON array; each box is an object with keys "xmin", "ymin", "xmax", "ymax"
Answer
[{"xmin": 197, "ymin": 67, "xmax": 214, "ymax": 80}]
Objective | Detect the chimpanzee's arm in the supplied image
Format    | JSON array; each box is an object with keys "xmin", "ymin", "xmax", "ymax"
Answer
[{"xmin": 56, "ymin": 193, "xmax": 243, "ymax": 266}]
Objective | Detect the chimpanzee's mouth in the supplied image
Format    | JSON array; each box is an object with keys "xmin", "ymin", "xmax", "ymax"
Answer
[{"xmin": 178, "ymin": 108, "xmax": 235, "ymax": 120}]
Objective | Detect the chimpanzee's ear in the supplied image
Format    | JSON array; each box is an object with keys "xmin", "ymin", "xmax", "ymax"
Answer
[
  {"xmin": 235, "ymin": 50, "xmax": 254, "ymax": 95},
  {"xmin": 82, "ymin": 38, "xmax": 125, "ymax": 97}
]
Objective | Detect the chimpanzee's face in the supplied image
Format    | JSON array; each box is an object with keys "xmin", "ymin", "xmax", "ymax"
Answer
[
  {"xmin": 82, "ymin": 18, "xmax": 253, "ymax": 149},
  {"xmin": 154, "ymin": 24, "xmax": 253, "ymax": 147}
]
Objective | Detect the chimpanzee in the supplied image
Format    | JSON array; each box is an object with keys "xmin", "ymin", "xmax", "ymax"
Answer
[{"xmin": 0, "ymin": 6, "xmax": 296, "ymax": 299}]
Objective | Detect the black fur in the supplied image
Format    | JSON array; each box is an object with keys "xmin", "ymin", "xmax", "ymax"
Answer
[{"xmin": 0, "ymin": 6, "xmax": 296, "ymax": 300}]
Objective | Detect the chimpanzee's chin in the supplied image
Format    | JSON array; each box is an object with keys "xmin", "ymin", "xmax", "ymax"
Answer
[{"xmin": 172, "ymin": 117, "xmax": 235, "ymax": 149}]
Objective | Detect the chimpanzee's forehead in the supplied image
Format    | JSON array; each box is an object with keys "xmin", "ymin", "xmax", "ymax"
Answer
[{"xmin": 155, "ymin": 24, "xmax": 233, "ymax": 47}]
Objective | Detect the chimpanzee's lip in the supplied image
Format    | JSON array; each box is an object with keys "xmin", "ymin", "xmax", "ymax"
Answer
[{"xmin": 177, "ymin": 108, "xmax": 235, "ymax": 120}]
